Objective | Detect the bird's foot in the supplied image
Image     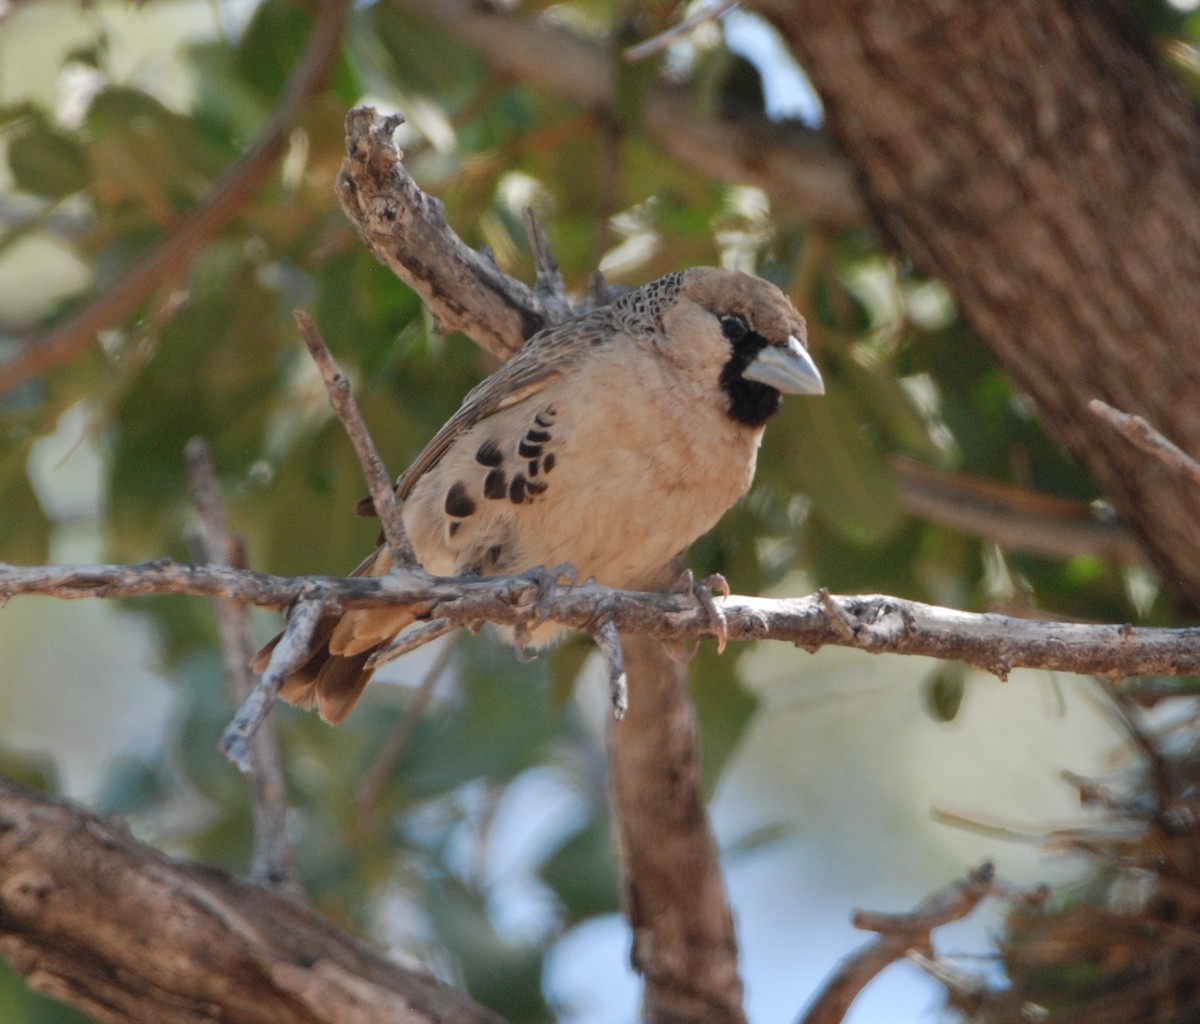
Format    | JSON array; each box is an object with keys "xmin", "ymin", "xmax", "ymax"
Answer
[
  {"xmin": 510, "ymin": 563, "xmax": 580, "ymax": 661},
  {"xmin": 520, "ymin": 562, "xmax": 581, "ymax": 629},
  {"xmin": 676, "ymin": 569, "xmax": 730, "ymax": 653}
]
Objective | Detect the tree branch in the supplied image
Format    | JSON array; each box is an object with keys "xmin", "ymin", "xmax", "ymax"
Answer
[
  {"xmin": 0, "ymin": 0, "xmax": 352, "ymax": 397},
  {"xmin": 798, "ymin": 863, "xmax": 1026, "ymax": 1024},
  {"xmin": 295, "ymin": 310, "xmax": 417, "ymax": 567},
  {"xmin": 0, "ymin": 776, "xmax": 507, "ymax": 1024},
  {"xmin": 3, "ymin": 559, "xmax": 1199, "ymax": 679},
  {"xmin": 185, "ymin": 438, "xmax": 300, "ymax": 893},
  {"xmin": 1089, "ymin": 399, "xmax": 1200, "ymax": 490},
  {"xmin": 892, "ymin": 456, "xmax": 1146, "ymax": 565},
  {"xmin": 336, "ymin": 109, "xmax": 549, "ymax": 360},
  {"xmin": 612, "ymin": 632, "xmax": 747, "ymax": 1024}
]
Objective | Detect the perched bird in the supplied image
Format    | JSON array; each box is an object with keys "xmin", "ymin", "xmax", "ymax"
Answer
[{"xmin": 254, "ymin": 267, "xmax": 823, "ymax": 723}]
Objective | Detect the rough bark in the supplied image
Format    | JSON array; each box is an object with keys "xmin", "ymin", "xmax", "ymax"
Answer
[
  {"xmin": 611, "ymin": 633, "xmax": 746, "ymax": 1024},
  {"xmin": 755, "ymin": 0, "xmax": 1200, "ymax": 607},
  {"xmin": 0, "ymin": 778, "xmax": 505, "ymax": 1024}
]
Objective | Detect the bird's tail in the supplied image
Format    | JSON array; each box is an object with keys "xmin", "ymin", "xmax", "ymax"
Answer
[{"xmin": 250, "ymin": 546, "xmax": 415, "ymax": 724}]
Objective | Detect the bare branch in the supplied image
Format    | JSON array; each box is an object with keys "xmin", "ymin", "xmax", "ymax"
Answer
[
  {"xmin": 799, "ymin": 863, "xmax": 1008, "ymax": 1024},
  {"xmin": 367, "ymin": 617, "xmax": 458, "ymax": 668},
  {"xmin": 522, "ymin": 207, "xmax": 573, "ymax": 324},
  {"xmin": 336, "ymin": 109, "xmax": 547, "ymax": 359},
  {"xmin": 892, "ymin": 456, "xmax": 1146, "ymax": 565},
  {"xmin": 1089, "ymin": 399, "xmax": 1200, "ymax": 489},
  {"xmin": 294, "ymin": 310, "xmax": 417, "ymax": 568},
  {"xmin": 220, "ymin": 597, "xmax": 324, "ymax": 773},
  {"xmin": 624, "ymin": 0, "xmax": 740, "ymax": 62},
  {"xmin": 4, "ymin": 559, "xmax": 1200, "ymax": 682},
  {"xmin": 594, "ymin": 618, "xmax": 629, "ymax": 718},
  {"xmin": 0, "ymin": 0, "xmax": 352, "ymax": 397},
  {"xmin": 185, "ymin": 439, "xmax": 300, "ymax": 894},
  {"xmin": 0, "ymin": 776, "xmax": 507, "ymax": 1024}
]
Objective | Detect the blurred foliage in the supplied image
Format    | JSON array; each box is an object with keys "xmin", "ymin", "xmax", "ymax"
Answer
[{"xmin": 2, "ymin": 1, "xmax": 1199, "ymax": 1022}]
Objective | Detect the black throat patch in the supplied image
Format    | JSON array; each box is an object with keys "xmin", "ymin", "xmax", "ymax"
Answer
[{"xmin": 720, "ymin": 329, "xmax": 783, "ymax": 428}]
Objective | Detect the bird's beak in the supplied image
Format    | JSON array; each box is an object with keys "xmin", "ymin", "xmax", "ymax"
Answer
[{"xmin": 743, "ymin": 336, "xmax": 825, "ymax": 395}]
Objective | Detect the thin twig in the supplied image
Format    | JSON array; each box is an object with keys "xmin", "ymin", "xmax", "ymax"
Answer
[
  {"xmin": 817, "ymin": 587, "xmax": 856, "ymax": 642},
  {"xmin": 185, "ymin": 439, "xmax": 301, "ymax": 893},
  {"xmin": 1088, "ymin": 399, "xmax": 1200, "ymax": 488},
  {"xmin": 798, "ymin": 863, "xmax": 999, "ymax": 1024},
  {"xmin": 595, "ymin": 618, "xmax": 629, "ymax": 718},
  {"xmin": 221, "ymin": 597, "xmax": 324, "ymax": 773},
  {"xmin": 624, "ymin": 0, "xmax": 740, "ymax": 62},
  {"xmin": 522, "ymin": 207, "xmax": 573, "ymax": 324},
  {"xmin": 356, "ymin": 638, "xmax": 458, "ymax": 820},
  {"xmin": 0, "ymin": 0, "xmax": 352, "ymax": 397},
  {"xmin": 366, "ymin": 617, "xmax": 458, "ymax": 668},
  {"xmin": 294, "ymin": 310, "xmax": 417, "ymax": 569}
]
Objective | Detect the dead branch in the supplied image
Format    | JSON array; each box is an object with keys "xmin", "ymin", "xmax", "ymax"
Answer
[
  {"xmin": 0, "ymin": 776, "xmax": 506, "ymax": 1024},
  {"xmin": 185, "ymin": 438, "xmax": 300, "ymax": 893},
  {"xmin": 294, "ymin": 310, "xmax": 417, "ymax": 567},
  {"xmin": 0, "ymin": 0, "xmax": 352, "ymax": 397},
  {"xmin": 624, "ymin": 0, "xmax": 741, "ymax": 62},
  {"xmin": 221, "ymin": 596, "xmax": 324, "ymax": 772},
  {"xmin": 3, "ymin": 559, "xmax": 1200, "ymax": 678},
  {"xmin": 336, "ymin": 110, "xmax": 547, "ymax": 360},
  {"xmin": 798, "ymin": 863, "xmax": 1006, "ymax": 1024},
  {"xmin": 1089, "ymin": 399, "xmax": 1200, "ymax": 490}
]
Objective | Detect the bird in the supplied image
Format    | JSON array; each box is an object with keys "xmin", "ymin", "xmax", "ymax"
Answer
[{"xmin": 253, "ymin": 267, "xmax": 824, "ymax": 724}]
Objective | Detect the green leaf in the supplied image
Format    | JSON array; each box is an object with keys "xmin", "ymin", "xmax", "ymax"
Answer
[
  {"xmin": 8, "ymin": 121, "xmax": 89, "ymax": 199},
  {"xmin": 765, "ymin": 373, "xmax": 902, "ymax": 545},
  {"xmin": 691, "ymin": 649, "xmax": 758, "ymax": 794},
  {"xmin": 923, "ymin": 661, "xmax": 966, "ymax": 722},
  {"xmin": 0, "ymin": 447, "xmax": 50, "ymax": 564},
  {"xmin": 424, "ymin": 874, "xmax": 549, "ymax": 1023},
  {"xmin": 540, "ymin": 811, "xmax": 619, "ymax": 921},
  {"xmin": 0, "ymin": 742, "xmax": 58, "ymax": 794}
]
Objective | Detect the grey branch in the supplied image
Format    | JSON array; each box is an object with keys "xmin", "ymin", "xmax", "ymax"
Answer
[
  {"xmin": 1089, "ymin": 399, "xmax": 1200, "ymax": 490},
  {"xmin": 336, "ymin": 109, "xmax": 547, "ymax": 360},
  {"xmin": 185, "ymin": 438, "xmax": 300, "ymax": 893},
  {"xmin": 798, "ymin": 863, "xmax": 1012, "ymax": 1024},
  {"xmin": 294, "ymin": 310, "xmax": 417, "ymax": 567},
  {"xmin": 0, "ymin": 776, "xmax": 506, "ymax": 1024},
  {"xmin": 594, "ymin": 618, "xmax": 629, "ymax": 718},
  {"xmin": 220, "ymin": 597, "xmax": 324, "ymax": 772},
  {"xmin": 624, "ymin": 0, "xmax": 741, "ymax": 62},
  {"xmin": 4, "ymin": 560, "xmax": 1200, "ymax": 679}
]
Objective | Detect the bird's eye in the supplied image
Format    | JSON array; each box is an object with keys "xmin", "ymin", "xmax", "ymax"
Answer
[{"xmin": 721, "ymin": 314, "xmax": 749, "ymax": 342}]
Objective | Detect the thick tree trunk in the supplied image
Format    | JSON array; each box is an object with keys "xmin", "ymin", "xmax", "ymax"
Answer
[{"xmin": 757, "ymin": 0, "xmax": 1200, "ymax": 606}]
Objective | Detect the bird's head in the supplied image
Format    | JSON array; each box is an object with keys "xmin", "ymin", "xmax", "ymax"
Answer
[{"xmin": 659, "ymin": 267, "xmax": 824, "ymax": 428}]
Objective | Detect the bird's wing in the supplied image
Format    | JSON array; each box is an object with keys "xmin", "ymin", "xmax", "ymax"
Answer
[{"xmin": 395, "ymin": 313, "xmax": 607, "ymax": 501}]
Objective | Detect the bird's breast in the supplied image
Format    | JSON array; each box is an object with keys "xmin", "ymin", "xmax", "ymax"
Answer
[{"xmin": 402, "ymin": 356, "xmax": 763, "ymax": 590}]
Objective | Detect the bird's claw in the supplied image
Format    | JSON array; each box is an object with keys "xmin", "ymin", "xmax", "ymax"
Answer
[
  {"xmin": 677, "ymin": 569, "xmax": 730, "ymax": 653},
  {"xmin": 521, "ymin": 562, "xmax": 580, "ymax": 629}
]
